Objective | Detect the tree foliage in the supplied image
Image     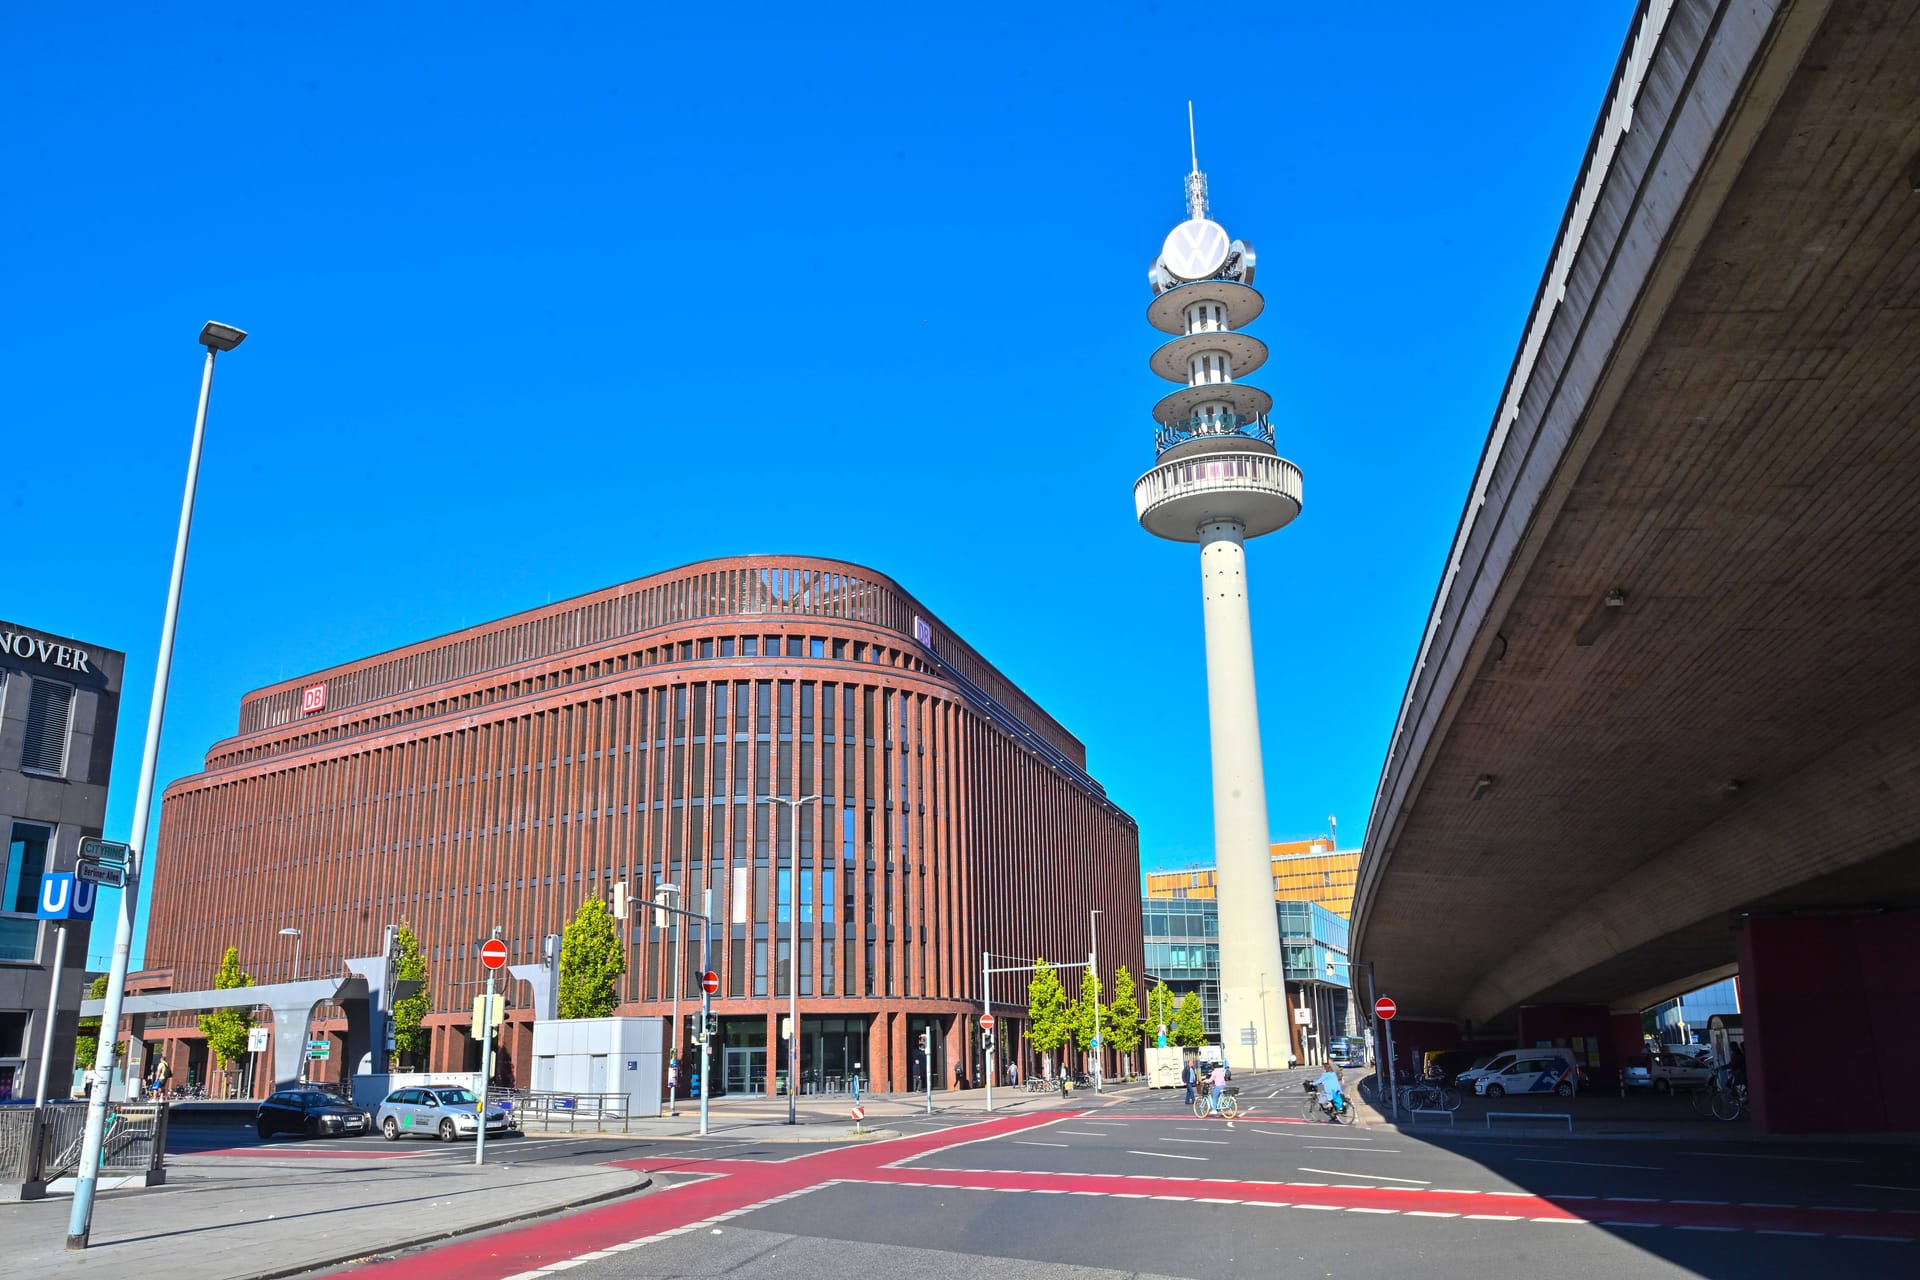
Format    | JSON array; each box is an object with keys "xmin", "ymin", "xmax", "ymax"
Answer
[
  {"xmin": 1173, "ymin": 990, "xmax": 1207, "ymax": 1049},
  {"xmin": 559, "ymin": 898, "xmax": 626, "ymax": 1018},
  {"xmin": 392, "ymin": 924, "xmax": 431, "ymax": 1067},
  {"xmin": 1106, "ymin": 965, "xmax": 1141, "ymax": 1055},
  {"xmin": 1066, "ymin": 964, "xmax": 1104, "ymax": 1053},
  {"xmin": 74, "ymin": 974, "xmax": 109, "ymax": 1068},
  {"xmin": 199, "ymin": 947, "xmax": 255, "ymax": 1068},
  {"xmin": 1146, "ymin": 980, "xmax": 1177, "ymax": 1042},
  {"xmin": 1025, "ymin": 959, "xmax": 1069, "ymax": 1056}
]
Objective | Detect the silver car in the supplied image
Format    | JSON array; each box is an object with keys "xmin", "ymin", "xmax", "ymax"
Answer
[{"xmin": 375, "ymin": 1085, "xmax": 512, "ymax": 1142}]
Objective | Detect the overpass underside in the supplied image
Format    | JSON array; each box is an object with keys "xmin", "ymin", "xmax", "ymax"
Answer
[{"xmin": 1354, "ymin": 0, "xmax": 1920, "ymax": 1132}]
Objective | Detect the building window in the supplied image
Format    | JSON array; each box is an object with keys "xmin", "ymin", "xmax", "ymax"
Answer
[{"xmin": 21, "ymin": 680, "xmax": 74, "ymax": 775}]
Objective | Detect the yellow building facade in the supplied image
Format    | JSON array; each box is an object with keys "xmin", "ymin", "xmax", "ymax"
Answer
[{"xmin": 1144, "ymin": 839, "xmax": 1359, "ymax": 918}]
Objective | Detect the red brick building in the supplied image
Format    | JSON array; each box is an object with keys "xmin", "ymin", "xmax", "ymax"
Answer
[{"xmin": 142, "ymin": 556, "xmax": 1140, "ymax": 1095}]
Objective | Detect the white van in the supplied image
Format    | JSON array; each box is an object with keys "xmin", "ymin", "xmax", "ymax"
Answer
[{"xmin": 1460, "ymin": 1048, "xmax": 1580, "ymax": 1098}]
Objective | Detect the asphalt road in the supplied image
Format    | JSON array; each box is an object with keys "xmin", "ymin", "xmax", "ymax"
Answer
[{"xmin": 305, "ymin": 1071, "xmax": 1920, "ymax": 1280}]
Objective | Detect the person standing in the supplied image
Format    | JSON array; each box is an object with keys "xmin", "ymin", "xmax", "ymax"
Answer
[{"xmin": 1181, "ymin": 1057, "xmax": 1197, "ymax": 1106}]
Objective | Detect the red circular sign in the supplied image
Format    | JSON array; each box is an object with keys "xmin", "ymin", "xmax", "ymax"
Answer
[
  {"xmin": 980, "ymin": 1013, "xmax": 996, "ymax": 1031},
  {"xmin": 480, "ymin": 939, "xmax": 509, "ymax": 970},
  {"xmin": 700, "ymin": 970, "xmax": 720, "ymax": 995},
  {"xmin": 1374, "ymin": 996, "xmax": 1397, "ymax": 1021}
]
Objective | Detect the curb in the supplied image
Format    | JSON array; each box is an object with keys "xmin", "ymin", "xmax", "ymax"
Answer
[{"xmin": 250, "ymin": 1170, "xmax": 653, "ymax": 1280}]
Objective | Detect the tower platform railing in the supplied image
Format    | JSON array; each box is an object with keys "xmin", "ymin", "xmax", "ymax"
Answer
[{"xmin": 1154, "ymin": 412, "xmax": 1276, "ymax": 456}]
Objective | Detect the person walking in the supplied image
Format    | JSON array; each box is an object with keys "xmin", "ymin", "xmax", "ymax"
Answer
[
  {"xmin": 953, "ymin": 1062, "xmax": 968, "ymax": 1091},
  {"xmin": 1181, "ymin": 1057, "xmax": 1197, "ymax": 1106},
  {"xmin": 150, "ymin": 1052, "xmax": 171, "ymax": 1098}
]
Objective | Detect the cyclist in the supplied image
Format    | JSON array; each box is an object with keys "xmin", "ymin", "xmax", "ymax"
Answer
[
  {"xmin": 1314, "ymin": 1064, "xmax": 1347, "ymax": 1123},
  {"xmin": 1203, "ymin": 1061, "xmax": 1228, "ymax": 1115}
]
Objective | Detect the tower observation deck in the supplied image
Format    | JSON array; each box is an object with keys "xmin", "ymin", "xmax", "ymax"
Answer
[{"xmin": 1135, "ymin": 114, "xmax": 1298, "ymax": 1069}]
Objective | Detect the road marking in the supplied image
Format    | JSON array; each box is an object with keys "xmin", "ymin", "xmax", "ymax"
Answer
[
  {"xmin": 1305, "ymin": 1147, "xmax": 1400, "ymax": 1153},
  {"xmin": 1757, "ymin": 1230, "xmax": 1823, "ymax": 1237},
  {"xmin": 1292, "ymin": 1204, "xmax": 1342, "ymax": 1211},
  {"xmin": 1298, "ymin": 1168, "xmax": 1431, "ymax": 1184},
  {"xmin": 1857, "ymin": 1184, "xmax": 1920, "ymax": 1193},
  {"xmin": 1677, "ymin": 1224, "xmax": 1741, "ymax": 1232},
  {"xmin": 1013, "ymin": 1141, "xmax": 1068, "ymax": 1148},
  {"xmin": 1082, "ymin": 1121, "xmax": 1128, "ymax": 1126},
  {"xmin": 1465, "ymin": 1214, "xmax": 1524, "ymax": 1221},
  {"xmin": 1127, "ymin": 1150, "xmax": 1208, "ymax": 1161},
  {"xmin": 1686, "ymin": 1152, "xmax": 1863, "ymax": 1164},
  {"xmin": 1055, "ymin": 1130, "xmax": 1107, "ymax": 1137},
  {"xmin": 1405, "ymin": 1210, "xmax": 1459, "ymax": 1218},
  {"xmin": 1346, "ymin": 1207, "xmax": 1398, "ymax": 1214},
  {"xmin": 1516, "ymin": 1158, "xmax": 1661, "ymax": 1171},
  {"xmin": 1194, "ymin": 1197, "xmax": 1241, "ymax": 1204},
  {"xmin": 1672, "ymin": 1200, "xmax": 1730, "ymax": 1206},
  {"xmin": 1163, "ymin": 1138, "xmax": 1229, "ymax": 1145}
]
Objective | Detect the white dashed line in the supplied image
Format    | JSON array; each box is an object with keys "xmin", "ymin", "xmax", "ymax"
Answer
[
  {"xmin": 1297, "ymin": 1167, "xmax": 1430, "ymax": 1184},
  {"xmin": 1128, "ymin": 1150, "xmax": 1208, "ymax": 1161},
  {"xmin": 1515, "ymin": 1158, "xmax": 1661, "ymax": 1170}
]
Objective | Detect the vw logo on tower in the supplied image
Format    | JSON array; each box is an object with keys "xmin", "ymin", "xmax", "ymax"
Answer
[{"xmin": 1161, "ymin": 218, "xmax": 1230, "ymax": 281}]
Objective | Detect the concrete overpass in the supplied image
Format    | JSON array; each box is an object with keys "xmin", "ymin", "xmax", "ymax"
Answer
[{"xmin": 1351, "ymin": 0, "xmax": 1920, "ymax": 1132}]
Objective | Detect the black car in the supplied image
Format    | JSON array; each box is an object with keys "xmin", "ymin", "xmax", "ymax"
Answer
[{"xmin": 256, "ymin": 1088, "xmax": 371, "ymax": 1139}]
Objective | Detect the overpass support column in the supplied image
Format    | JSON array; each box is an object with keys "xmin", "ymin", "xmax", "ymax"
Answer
[{"xmin": 1736, "ymin": 915, "xmax": 1916, "ymax": 1134}]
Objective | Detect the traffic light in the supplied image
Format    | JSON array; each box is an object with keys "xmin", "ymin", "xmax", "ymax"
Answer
[
  {"xmin": 610, "ymin": 881, "xmax": 629, "ymax": 920},
  {"xmin": 918, "ymin": 1028, "xmax": 931, "ymax": 1057},
  {"xmin": 705, "ymin": 1015, "xmax": 720, "ymax": 1040}
]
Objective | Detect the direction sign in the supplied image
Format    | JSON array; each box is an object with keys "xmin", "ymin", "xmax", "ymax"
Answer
[
  {"xmin": 979, "ymin": 1013, "xmax": 995, "ymax": 1031},
  {"xmin": 1374, "ymin": 996, "xmax": 1397, "ymax": 1021},
  {"xmin": 307, "ymin": 1039, "xmax": 330, "ymax": 1060},
  {"xmin": 75, "ymin": 859, "xmax": 128, "ymax": 889},
  {"xmin": 79, "ymin": 837, "xmax": 130, "ymax": 866},
  {"xmin": 700, "ymin": 970, "xmax": 720, "ymax": 995},
  {"xmin": 480, "ymin": 938, "xmax": 509, "ymax": 969}
]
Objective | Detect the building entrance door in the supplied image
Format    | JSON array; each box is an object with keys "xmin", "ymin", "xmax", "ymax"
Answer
[{"xmin": 724, "ymin": 1046, "xmax": 766, "ymax": 1095}]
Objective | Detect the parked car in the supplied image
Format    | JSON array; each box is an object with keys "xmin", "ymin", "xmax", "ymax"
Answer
[
  {"xmin": 1623, "ymin": 1051, "xmax": 1715, "ymax": 1093},
  {"xmin": 375, "ymin": 1085, "xmax": 513, "ymax": 1141},
  {"xmin": 1421, "ymin": 1050, "xmax": 1484, "ymax": 1083},
  {"xmin": 1465, "ymin": 1048, "xmax": 1581, "ymax": 1098},
  {"xmin": 256, "ymin": 1088, "xmax": 371, "ymax": 1139}
]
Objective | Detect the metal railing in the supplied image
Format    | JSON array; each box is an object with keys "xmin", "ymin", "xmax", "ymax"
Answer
[
  {"xmin": 0, "ymin": 1102, "xmax": 170, "ymax": 1195},
  {"xmin": 503, "ymin": 1090, "xmax": 633, "ymax": 1133},
  {"xmin": 1154, "ymin": 412, "xmax": 1275, "ymax": 456}
]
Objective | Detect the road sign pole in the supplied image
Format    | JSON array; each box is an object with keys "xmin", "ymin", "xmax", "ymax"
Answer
[
  {"xmin": 700, "ymin": 888, "xmax": 712, "ymax": 1138},
  {"xmin": 34, "ymin": 924, "xmax": 68, "ymax": 1104},
  {"xmin": 476, "ymin": 928, "xmax": 504, "ymax": 1167},
  {"xmin": 982, "ymin": 950, "xmax": 992, "ymax": 1115}
]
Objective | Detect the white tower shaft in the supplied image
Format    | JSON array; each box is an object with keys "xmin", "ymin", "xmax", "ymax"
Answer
[{"xmin": 1199, "ymin": 519, "xmax": 1292, "ymax": 1070}]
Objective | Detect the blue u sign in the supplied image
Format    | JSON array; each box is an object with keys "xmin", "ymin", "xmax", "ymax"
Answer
[{"xmin": 38, "ymin": 873, "xmax": 98, "ymax": 921}]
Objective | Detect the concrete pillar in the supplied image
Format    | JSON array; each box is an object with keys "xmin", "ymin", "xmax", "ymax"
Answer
[
  {"xmin": 1198, "ymin": 519, "xmax": 1291, "ymax": 1070},
  {"xmin": 1737, "ymin": 914, "xmax": 1916, "ymax": 1134}
]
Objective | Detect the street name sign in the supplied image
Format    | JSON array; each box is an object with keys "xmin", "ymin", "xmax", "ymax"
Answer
[{"xmin": 75, "ymin": 859, "xmax": 127, "ymax": 889}]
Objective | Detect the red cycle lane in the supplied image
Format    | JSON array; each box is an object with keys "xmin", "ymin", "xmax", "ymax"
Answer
[{"xmin": 325, "ymin": 1111, "xmax": 1078, "ymax": 1280}]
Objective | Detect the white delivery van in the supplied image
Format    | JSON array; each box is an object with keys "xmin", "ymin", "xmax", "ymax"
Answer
[{"xmin": 1462, "ymin": 1047, "xmax": 1580, "ymax": 1098}]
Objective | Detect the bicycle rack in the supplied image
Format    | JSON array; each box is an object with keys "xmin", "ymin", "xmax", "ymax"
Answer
[{"xmin": 1408, "ymin": 1108, "xmax": 1454, "ymax": 1125}]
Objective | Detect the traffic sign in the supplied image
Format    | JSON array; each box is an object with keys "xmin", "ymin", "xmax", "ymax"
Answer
[
  {"xmin": 979, "ymin": 1013, "xmax": 995, "ymax": 1031},
  {"xmin": 480, "ymin": 938, "xmax": 509, "ymax": 969},
  {"xmin": 307, "ymin": 1039, "xmax": 330, "ymax": 1060},
  {"xmin": 1374, "ymin": 996, "xmax": 1397, "ymax": 1021},
  {"xmin": 700, "ymin": 970, "xmax": 720, "ymax": 995},
  {"xmin": 75, "ymin": 859, "xmax": 128, "ymax": 889},
  {"xmin": 850, "ymin": 1104, "xmax": 865, "ymax": 1123}
]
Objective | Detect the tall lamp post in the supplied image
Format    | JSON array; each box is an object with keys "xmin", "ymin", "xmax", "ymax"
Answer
[
  {"xmin": 279, "ymin": 927, "xmax": 302, "ymax": 980},
  {"xmin": 68, "ymin": 321, "xmax": 247, "ymax": 1251},
  {"xmin": 769, "ymin": 793, "xmax": 818, "ymax": 1125},
  {"xmin": 1089, "ymin": 908, "xmax": 1103, "ymax": 1093}
]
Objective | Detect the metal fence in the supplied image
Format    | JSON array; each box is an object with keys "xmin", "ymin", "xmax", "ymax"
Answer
[
  {"xmin": 499, "ymin": 1090, "xmax": 632, "ymax": 1133},
  {"xmin": 0, "ymin": 1102, "xmax": 170, "ymax": 1198}
]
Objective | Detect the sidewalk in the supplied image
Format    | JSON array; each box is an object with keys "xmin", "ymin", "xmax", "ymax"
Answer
[{"xmin": 0, "ymin": 1149, "xmax": 646, "ymax": 1280}]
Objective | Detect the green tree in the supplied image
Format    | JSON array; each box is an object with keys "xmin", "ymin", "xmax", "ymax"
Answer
[
  {"xmin": 1146, "ymin": 980, "xmax": 1177, "ymax": 1045},
  {"xmin": 391, "ymin": 924, "xmax": 431, "ymax": 1068},
  {"xmin": 1026, "ymin": 959, "xmax": 1069, "ymax": 1077},
  {"xmin": 1106, "ymin": 965, "xmax": 1141, "ymax": 1076},
  {"xmin": 1173, "ymin": 990, "xmax": 1207, "ymax": 1050},
  {"xmin": 199, "ymin": 947, "xmax": 254, "ymax": 1068},
  {"xmin": 1066, "ymin": 964, "xmax": 1104, "ymax": 1071},
  {"xmin": 559, "ymin": 898, "xmax": 626, "ymax": 1018},
  {"xmin": 74, "ymin": 974, "xmax": 109, "ymax": 1069}
]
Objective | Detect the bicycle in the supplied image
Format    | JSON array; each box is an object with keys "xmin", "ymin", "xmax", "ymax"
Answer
[
  {"xmin": 1300, "ymin": 1084, "xmax": 1355, "ymax": 1125},
  {"xmin": 1194, "ymin": 1084, "xmax": 1239, "ymax": 1120},
  {"xmin": 1400, "ymin": 1082, "xmax": 1462, "ymax": 1112},
  {"xmin": 1710, "ymin": 1082, "xmax": 1747, "ymax": 1121}
]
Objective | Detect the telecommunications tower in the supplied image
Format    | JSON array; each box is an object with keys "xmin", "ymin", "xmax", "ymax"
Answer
[{"xmin": 1134, "ymin": 109, "xmax": 1301, "ymax": 1070}]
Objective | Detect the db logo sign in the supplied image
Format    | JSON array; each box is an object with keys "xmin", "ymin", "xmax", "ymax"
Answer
[{"xmin": 301, "ymin": 683, "xmax": 327, "ymax": 715}]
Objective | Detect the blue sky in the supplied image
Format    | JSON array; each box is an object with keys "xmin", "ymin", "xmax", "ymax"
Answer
[{"xmin": 1, "ymin": 3, "xmax": 1630, "ymax": 968}]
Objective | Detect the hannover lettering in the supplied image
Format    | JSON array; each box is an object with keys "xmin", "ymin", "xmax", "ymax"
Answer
[{"xmin": 0, "ymin": 629, "xmax": 91, "ymax": 674}]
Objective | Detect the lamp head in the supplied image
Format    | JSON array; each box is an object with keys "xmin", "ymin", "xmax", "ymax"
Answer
[
  {"xmin": 200, "ymin": 321, "xmax": 248, "ymax": 352},
  {"xmin": 279, "ymin": 927, "xmax": 300, "ymax": 937}
]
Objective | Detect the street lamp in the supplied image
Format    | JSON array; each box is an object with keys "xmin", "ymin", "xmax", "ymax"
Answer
[
  {"xmin": 279, "ymin": 927, "xmax": 302, "ymax": 980},
  {"xmin": 769, "ymin": 792, "xmax": 818, "ymax": 1125},
  {"xmin": 655, "ymin": 884, "xmax": 683, "ymax": 1116},
  {"xmin": 68, "ymin": 321, "xmax": 247, "ymax": 1251},
  {"xmin": 1090, "ymin": 908, "xmax": 1103, "ymax": 1093}
]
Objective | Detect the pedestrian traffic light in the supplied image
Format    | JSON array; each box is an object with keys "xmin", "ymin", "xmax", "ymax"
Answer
[
  {"xmin": 705, "ymin": 1015, "xmax": 720, "ymax": 1039},
  {"xmin": 918, "ymin": 1028, "xmax": 931, "ymax": 1056}
]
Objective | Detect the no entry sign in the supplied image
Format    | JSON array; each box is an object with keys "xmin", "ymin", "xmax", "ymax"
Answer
[
  {"xmin": 1374, "ymin": 996, "xmax": 1397, "ymax": 1021},
  {"xmin": 480, "ymin": 938, "xmax": 509, "ymax": 970},
  {"xmin": 980, "ymin": 1013, "xmax": 996, "ymax": 1031},
  {"xmin": 701, "ymin": 970, "xmax": 720, "ymax": 995}
]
